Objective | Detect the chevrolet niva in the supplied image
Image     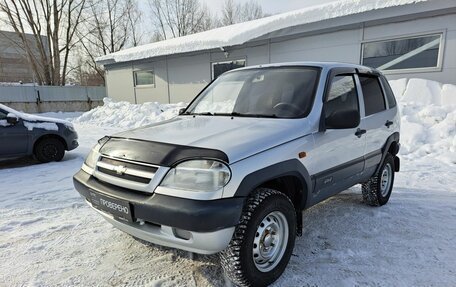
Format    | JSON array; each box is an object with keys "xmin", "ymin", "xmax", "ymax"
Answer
[{"xmin": 74, "ymin": 62, "xmax": 400, "ymax": 286}]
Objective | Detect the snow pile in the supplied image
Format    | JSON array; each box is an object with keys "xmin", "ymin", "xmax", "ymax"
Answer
[
  {"xmin": 97, "ymin": 0, "xmax": 428, "ymax": 64},
  {"xmin": 0, "ymin": 103, "xmax": 74, "ymax": 128},
  {"xmin": 73, "ymin": 98, "xmax": 186, "ymax": 129},
  {"xmin": 23, "ymin": 121, "xmax": 59, "ymax": 131},
  {"xmin": 391, "ymin": 78, "xmax": 456, "ymax": 164}
]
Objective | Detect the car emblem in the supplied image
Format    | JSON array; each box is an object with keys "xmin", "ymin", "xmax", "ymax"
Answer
[{"xmin": 113, "ymin": 165, "xmax": 127, "ymax": 175}]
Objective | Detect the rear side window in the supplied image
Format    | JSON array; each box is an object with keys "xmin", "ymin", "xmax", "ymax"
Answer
[
  {"xmin": 325, "ymin": 75, "xmax": 359, "ymax": 118},
  {"xmin": 359, "ymin": 75, "xmax": 386, "ymax": 116},
  {"xmin": 379, "ymin": 76, "xmax": 397, "ymax": 108},
  {"xmin": 0, "ymin": 111, "xmax": 7, "ymax": 120}
]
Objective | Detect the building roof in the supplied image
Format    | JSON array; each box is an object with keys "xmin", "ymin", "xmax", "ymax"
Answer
[
  {"xmin": 235, "ymin": 61, "xmax": 376, "ymax": 71},
  {"xmin": 96, "ymin": 0, "xmax": 432, "ymax": 65}
]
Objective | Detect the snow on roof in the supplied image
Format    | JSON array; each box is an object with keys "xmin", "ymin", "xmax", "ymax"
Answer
[{"xmin": 96, "ymin": 0, "xmax": 428, "ymax": 65}]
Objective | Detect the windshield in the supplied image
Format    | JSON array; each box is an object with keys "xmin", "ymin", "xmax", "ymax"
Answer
[{"xmin": 185, "ymin": 67, "xmax": 321, "ymax": 118}]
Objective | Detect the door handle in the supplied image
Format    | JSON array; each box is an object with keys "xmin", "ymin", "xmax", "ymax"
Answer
[
  {"xmin": 385, "ymin": 120, "xmax": 393, "ymax": 128},
  {"xmin": 355, "ymin": 128, "xmax": 366, "ymax": 138}
]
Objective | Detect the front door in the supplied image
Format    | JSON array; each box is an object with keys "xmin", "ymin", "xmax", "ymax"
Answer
[
  {"xmin": 311, "ymin": 73, "xmax": 366, "ymax": 200},
  {"xmin": 0, "ymin": 109, "xmax": 29, "ymax": 157}
]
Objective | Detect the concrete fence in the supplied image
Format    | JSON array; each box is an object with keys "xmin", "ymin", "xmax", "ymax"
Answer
[{"xmin": 0, "ymin": 85, "xmax": 106, "ymax": 113}]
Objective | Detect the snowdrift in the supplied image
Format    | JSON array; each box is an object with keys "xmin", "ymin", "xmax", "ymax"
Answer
[
  {"xmin": 73, "ymin": 78, "xmax": 455, "ymax": 164},
  {"xmin": 390, "ymin": 78, "xmax": 455, "ymax": 164},
  {"xmin": 73, "ymin": 98, "xmax": 186, "ymax": 129}
]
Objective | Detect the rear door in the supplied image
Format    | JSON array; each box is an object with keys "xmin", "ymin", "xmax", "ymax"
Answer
[
  {"xmin": 0, "ymin": 109, "xmax": 30, "ymax": 157},
  {"xmin": 312, "ymin": 71, "xmax": 366, "ymax": 199},
  {"xmin": 357, "ymin": 74, "xmax": 394, "ymax": 172}
]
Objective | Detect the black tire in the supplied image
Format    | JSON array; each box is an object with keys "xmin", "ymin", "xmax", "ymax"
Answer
[
  {"xmin": 220, "ymin": 188, "xmax": 297, "ymax": 287},
  {"xmin": 34, "ymin": 138, "xmax": 65, "ymax": 163},
  {"xmin": 362, "ymin": 153, "xmax": 395, "ymax": 206}
]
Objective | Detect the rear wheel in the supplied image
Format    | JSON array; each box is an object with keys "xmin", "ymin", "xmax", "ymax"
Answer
[
  {"xmin": 362, "ymin": 153, "xmax": 395, "ymax": 206},
  {"xmin": 34, "ymin": 138, "xmax": 65, "ymax": 163},
  {"xmin": 220, "ymin": 188, "xmax": 296, "ymax": 287}
]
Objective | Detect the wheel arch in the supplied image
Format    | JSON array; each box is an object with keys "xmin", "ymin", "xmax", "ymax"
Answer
[
  {"xmin": 376, "ymin": 132, "xmax": 400, "ymax": 173},
  {"xmin": 33, "ymin": 133, "xmax": 68, "ymax": 153},
  {"xmin": 234, "ymin": 159, "xmax": 312, "ymax": 211}
]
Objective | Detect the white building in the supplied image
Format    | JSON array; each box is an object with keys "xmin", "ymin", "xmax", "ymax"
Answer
[{"xmin": 96, "ymin": 0, "xmax": 456, "ymax": 104}]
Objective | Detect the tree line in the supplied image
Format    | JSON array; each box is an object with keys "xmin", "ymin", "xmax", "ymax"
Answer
[{"xmin": 0, "ymin": 0, "xmax": 265, "ymax": 86}]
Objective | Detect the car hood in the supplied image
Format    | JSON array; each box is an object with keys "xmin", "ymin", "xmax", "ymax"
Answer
[{"xmin": 113, "ymin": 116, "xmax": 311, "ymax": 163}]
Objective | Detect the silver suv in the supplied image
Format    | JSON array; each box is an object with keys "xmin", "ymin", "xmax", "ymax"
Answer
[{"xmin": 74, "ymin": 62, "xmax": 400, "ymax": 286}]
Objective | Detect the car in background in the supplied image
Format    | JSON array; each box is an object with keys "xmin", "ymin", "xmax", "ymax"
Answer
[{"xmin": 0, "ymin": 104, "xmax": 78, "ymax": 163}]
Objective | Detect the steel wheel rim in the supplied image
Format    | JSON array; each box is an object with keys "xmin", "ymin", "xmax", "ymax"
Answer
[
  {"xmin": 252, "ymin": 211, "xmax": 289, "ymax": 272},
  {"xmin": 380, "ymin": 163, "xmax": 392, "ymax": 197}
]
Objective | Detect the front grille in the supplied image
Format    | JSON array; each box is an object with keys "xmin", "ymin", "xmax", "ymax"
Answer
[
  {"xmin": 95, "ymin": 156, "xmax": 158, "ymax": 185},
  {"xmin": 97, "ymin": 166, "xmax": 151, "ymax": 183}
]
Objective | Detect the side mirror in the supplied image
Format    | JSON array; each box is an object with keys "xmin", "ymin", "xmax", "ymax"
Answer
[
  {"xmin": 325, "ymin": 109, "xmax": 360, "ymax": 129},
  {"xmin": 178, "ymin": 108, "xmax": 186, "ymax": 115},
  {"xmin": 6, "ymin": 114, "xmax": 19, "ymax": 125}
]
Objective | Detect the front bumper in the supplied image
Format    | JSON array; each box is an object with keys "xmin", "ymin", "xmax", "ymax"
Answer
[
  {"xmin": 68, "ymin": 139, "xmax": 79, "ymax": 150},
  {"xmin": 73, "ymin": 169, "xmax": 243, "ymax": 254},
  {"xmin": 65, "ymin": 130, "xmax": 79, "ymax": 151},
  {"xmin": 91, "ymin": 203, "xmax": 235, "ymax": 254}
]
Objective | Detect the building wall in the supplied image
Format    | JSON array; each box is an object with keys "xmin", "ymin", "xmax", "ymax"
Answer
[
  {"xmin": 167, "ymin": 54, "xmax": 210, "ymax": 103},
  {"xmin": 270, "ymin": 29, "xmax": 362, "ymax": 64},
  {"xmin": 105, "ymin": 63, "xmax": 135, "ymax": 103},
  {"xmin": 134, "ymin": 59, "xmax": 169, "ymax": 104},
  {"xmin": 0, "ymin": 31, "xmax": 43, "ymax": 83},
  {"xmin": 104, "ymin": 12, "xmax": 456, "ymax": 104},
  {"xmin": 363, "ymin": 13, "xmax": 456, "ymax": 84}
]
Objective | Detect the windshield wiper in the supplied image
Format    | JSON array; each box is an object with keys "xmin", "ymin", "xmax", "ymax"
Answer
[
  {"xmin": 213, "ymin": 112, "xmax": 277, "ymax": 118},
  {"xmin": 185, "ymin": 112, "xmax": 214, "ymax": 116}
]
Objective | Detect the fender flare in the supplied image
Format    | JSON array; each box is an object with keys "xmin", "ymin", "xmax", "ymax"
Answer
[
  {"xmin": 233, "ymin": 159, "xmax": 312, "ymax": 210},
  {"xmin": 376, "ymin": 132, "xmax": 400, "ymax": 173}
]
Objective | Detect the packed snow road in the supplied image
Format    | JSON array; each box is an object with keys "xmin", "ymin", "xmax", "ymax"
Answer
[{"xmin": 1, "ymin": 121, "xmax": 455, "ymax": 286}]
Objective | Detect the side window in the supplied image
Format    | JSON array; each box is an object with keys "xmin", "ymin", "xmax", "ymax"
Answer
[
  {"xmin": 379, "ymin": 76, "xmax": 397, "ymax": 108},
  {"xmin": 359, "ymin": 75, "xmax": 386, "ymax": 116},
  {"xmin": 133, "ymin": 70, "xmax": 155, "ymax": 87},
  {"xmin": 325, "ymin": 75, "xmax": 359, "ymax": 120},
  {"xmin": 0, "ymin": 111, "xmax": 7, "ymax": 120}
]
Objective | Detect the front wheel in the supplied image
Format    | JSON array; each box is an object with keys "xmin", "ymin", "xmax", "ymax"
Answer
[
  {"xmin": 220, "ymin": 188, "xmax": 296, "ymax": 287},
  {"xmin": 34, "ymin": 138, "xmax": 65, "ymax": 163}
]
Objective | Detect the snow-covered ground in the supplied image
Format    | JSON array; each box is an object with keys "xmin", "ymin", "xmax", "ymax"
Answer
[{"xmin": 0, "ymin": 78, "xmax": 455, "ymax": 286}]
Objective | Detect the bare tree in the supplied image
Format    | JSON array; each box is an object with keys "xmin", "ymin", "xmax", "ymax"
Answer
[
  {"xmin": 221, "ymin": 0, "xmax": 263, "ymax": 26},
  {"xmin": 78, "ymin": 0, "xmax": 142, "ymax": 83},
  {"xmin": 240, "ymin": 0, "xmax": 263, "ymax": 21},
  {"xmin": 148, "ymin": 0, "xmax": 214, "ymax": 40},
  {"xmin": 0, "ymin": 0, "xmax": 86, "ymax": 85},
  {"xmin": 127, "ymin": 1, "xmax": 143, "ymax": 46},
  {"xmin": 221, "ymin": 0, "xmax": 238, "ymax": 26}
]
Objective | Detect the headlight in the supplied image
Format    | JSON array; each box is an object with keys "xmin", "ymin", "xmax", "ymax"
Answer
[
  {"xmin": 66, "ymin": 124, "xmax": 76, "ymax": 133},
  {"xmin": 84, "ymin": 136, "xmax": 109, "ymax": 169},
  {"xmin": 160, "ymin": 160, "xmax": 231, "ymax": 192},
  {"xmin": 84, "ymin": 144, "xmax": 100, "ymax": 169}
]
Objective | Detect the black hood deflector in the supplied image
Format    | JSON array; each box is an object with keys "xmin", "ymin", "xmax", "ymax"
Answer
[{"xmin": 99, "ymin": 137, "xmax": 229, "ymax": 167}]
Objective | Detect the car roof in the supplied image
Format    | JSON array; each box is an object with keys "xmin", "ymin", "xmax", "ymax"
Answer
[{"xmin": 230, "ymin": 61, "xmax": 379, "ymax": 74}]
